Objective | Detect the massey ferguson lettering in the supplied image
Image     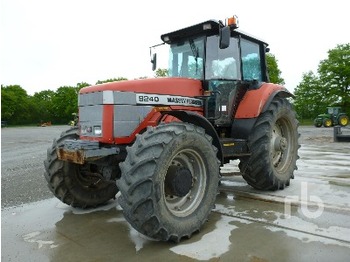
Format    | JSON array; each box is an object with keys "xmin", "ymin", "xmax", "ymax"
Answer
[
  {"xmin": 167, "ymin": 97, "xmax": 202, "ymax": 106},
  {"xmin": 136, "ymin": 94, "xmax": 203, "ymax": 107}
]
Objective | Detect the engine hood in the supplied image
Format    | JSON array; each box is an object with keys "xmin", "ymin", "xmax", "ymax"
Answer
[{"xmin": 80, "ymin": 78, "xmax": 203, "ymax": 97}]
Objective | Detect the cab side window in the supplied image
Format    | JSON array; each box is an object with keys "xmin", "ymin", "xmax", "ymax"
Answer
[
  {"xmin": 205, "ymin": 36, "xmax": 241, "ymax": 81},
  {"xmin": 241, "ymin": 39, "xmax": 262, "ymax": 81}
]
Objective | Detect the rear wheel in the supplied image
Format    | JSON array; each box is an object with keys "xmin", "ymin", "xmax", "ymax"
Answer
[
  {"xmin": 117, "ymin": 122, "xmax": 220, "ymax": 242},
  {"xmin": 323, "ymin": 118, "xmax": 332, "ymax": 127},
  {"xmin": 339, "ymin": 115, "xmax": 349, "ymax": 127},
  {"xmin": 44, "ymin": 127, "xmax": 119, "ymax": 208},
  {"xmin": 239, "ymin": 97, "xmax": 299, "ymax": 190}
]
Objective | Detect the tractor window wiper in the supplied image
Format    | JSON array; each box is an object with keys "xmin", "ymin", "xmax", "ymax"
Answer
[
  {"xmin": 189, "ymin": 39, "xmax": 199, "ymax": 60},
  {"xmin": 189, "ymin": 39, "xmax": 199, "ymax": 74}
]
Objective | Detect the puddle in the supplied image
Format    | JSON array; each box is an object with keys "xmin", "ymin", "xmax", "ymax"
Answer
[
  {"xmin": 170, "ymin": 215, "xmax": 237, "ymax": 260},
  {"xmin": 23, "ymin": 231, "xmax": 59, "ymax": 249}
]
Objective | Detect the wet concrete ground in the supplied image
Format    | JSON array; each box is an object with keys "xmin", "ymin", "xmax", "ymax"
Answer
[{"xmin": 2, "ymin": 127, "xmax": 350, "ymax": 261}]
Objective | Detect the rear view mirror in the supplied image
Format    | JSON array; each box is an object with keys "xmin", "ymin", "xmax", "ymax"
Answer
[
  {"xmin": 219, "ymin": 26, "xmax": 230, "ymax": 49},
  {"xmin": 151, "ymin": 53, "xmax": 157, "ymax": 71}
]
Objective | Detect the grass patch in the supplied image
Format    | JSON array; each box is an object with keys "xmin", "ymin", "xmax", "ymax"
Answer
[{"xmin": 298, "ymin": 119, "xmax": 314, "ymax": 126}]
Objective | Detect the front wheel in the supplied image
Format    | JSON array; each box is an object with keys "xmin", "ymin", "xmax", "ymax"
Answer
[
  {"xmin": 239, "ymin": 97, "xmax": 299, "ymax": 190},
  {"xmin": 314, "ymin": 119, "xmax": 322, "ymax": 127},
  {"xmin": 323, "ymin": 118, "xmax": 332, "ymax": 127},
  {"xmin": 44, "ymin": 127, "xmax": 119, "ymax": 208},
  {"xmin": 117, "ymin": 122, "xmax": 220, "ymax": 242}
]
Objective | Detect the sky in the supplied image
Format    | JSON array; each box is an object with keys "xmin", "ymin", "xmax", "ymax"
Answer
[{"xmin": 1, "ymin": 0, "xmax": 349, "ymax": 95}]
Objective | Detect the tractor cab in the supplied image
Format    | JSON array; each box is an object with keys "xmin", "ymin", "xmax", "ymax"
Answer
[
  {"xmin": 327, "ymin": 106, "xmax": 341, "ymax": 116},
  {"xmin": 153, "ymin": 17, "xmax": 270, "ymax": 126}
]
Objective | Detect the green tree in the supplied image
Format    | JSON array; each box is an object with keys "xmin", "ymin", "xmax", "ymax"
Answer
[
  {"xmin": 155, "ymin": 68, "xmax": 168, "ymax": 77},
  {"xmin": 50, "ymin": 82, "xmax": 91, "ymax": 124},
  {"xmin": 1, "ymin": 85, "xmax": 31, "ymax": 125},
  {"xmin": 76, "ymin": 82, "xmax": 91, "ymax": 90},
  {"xmin": 31, "ymin": 90, "xmax": 56, "ymax": 124},
  {"xmin": 266, "ymin": 53, "xmax": 285, "ymax": 85},
  {"xmin": 318, "ymin": 43, "xmax": 350, "ymax": 115},
  {"xmin": 293, "ymin": 43, "xmax": 350, "ymax": 120},
  {"xmin": 293, "ymin": 71, "xmax": 326, "ymax": 120},
  {"xmin": 52, "ymin": 86, "xmax": 80, "ymax": 124}
]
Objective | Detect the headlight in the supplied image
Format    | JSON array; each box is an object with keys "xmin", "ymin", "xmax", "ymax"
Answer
[
  {"xmin": 93, "ymin": 126, "xmax": 102, "ymax": 136},
  {"xmin": 81, "ymin": 126, "xmax": 91, "ymax": 135},
  {"xmin": 80, "ymin": 125, "xmax": 101, "ymax": 136},
  {"xmin": 81, "ymin": 126, "xmax": 92, "ymax": 135}
]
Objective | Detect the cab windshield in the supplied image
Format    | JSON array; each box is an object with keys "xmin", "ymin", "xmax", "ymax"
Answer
[{"xmin": 168, "ymin": 37, "xmax": 204, "ymax": 79}]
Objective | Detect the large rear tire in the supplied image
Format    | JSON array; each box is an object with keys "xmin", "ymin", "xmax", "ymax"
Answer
[
  {"xmin": 339, "ymin": 115, "xmax": 349, "ymax": 127},
  {"xmin": 44, "ymin": 127, "xmax": 118, "ymax": 208},
  {"xmin": 239, "ymin": 97, "xmax": 299, "ymax": 190},
  {"xmin": 117, "ymin": 122, "xmax": 220, "ymax": 242}
]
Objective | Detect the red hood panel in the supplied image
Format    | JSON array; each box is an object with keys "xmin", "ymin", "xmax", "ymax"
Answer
[{"xmin": 80, "ymin": 78, "xmax": 203, "ymax": 97}]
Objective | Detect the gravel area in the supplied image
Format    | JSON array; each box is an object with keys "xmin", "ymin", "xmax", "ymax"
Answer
[
  {"xmin": 299, "ymin": 125, "xmax": 335, "ymax": 144},
  {"xmin": 1, "ymin": 125, "xmax": 69, "ymax": 208},
  {"xmin": 1, "ymin": 125, "xmax": 348, "ymax": 209}
]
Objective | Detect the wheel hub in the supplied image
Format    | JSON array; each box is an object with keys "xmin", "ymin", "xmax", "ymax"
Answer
[
  {"xmin": 274, "ymin": 136, "xmax": 288, "ymax": 151},
  {"xmin": 165, "ymin": 165, "xmax": 193, "ymax": 197}
]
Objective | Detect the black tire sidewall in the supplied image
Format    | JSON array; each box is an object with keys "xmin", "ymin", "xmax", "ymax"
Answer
[
  {"xmin": 240, "ymin": 98, "xmax": 299, "ymax": 190},
  {"xmin": 117, "ymin": 123, "xmax": 220, "ymax": 241},
  {"xmin": 45, "ymin": 127, "xmax": 118, "ymax": 208},
  {"xmin": 271, "ymin": 105, "xmax": 299, "ymax": 180},
  {"xmin": 152, "ymin": 129, "xmax": 219, "ymax": 233}
]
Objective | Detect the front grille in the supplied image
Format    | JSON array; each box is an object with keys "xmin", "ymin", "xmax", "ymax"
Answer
[{"xmin": 78, "ymin": 91, "xmax": 153, "ymax": 138}]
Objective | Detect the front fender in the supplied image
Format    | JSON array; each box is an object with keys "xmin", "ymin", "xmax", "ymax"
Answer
[
  {"xmin": 235, "ymin": 83, "xmax": 294, "ymax": 119},
  {"xmin": 162, "ymin": 111, "xmax": 223, "ymax": 163}
]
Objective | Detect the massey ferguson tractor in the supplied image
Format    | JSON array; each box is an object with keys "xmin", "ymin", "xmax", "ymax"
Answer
[{"xmin": 44, "ymin": 16, "xmax": 299, "ymax": 242}]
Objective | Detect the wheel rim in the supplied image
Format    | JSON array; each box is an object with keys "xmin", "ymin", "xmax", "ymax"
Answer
[
  {"xmin": 164, "ymin": 149, "xmax": 206, "ymax": 217},
  {"xmin": 324, "ymin": 119, "xmax": 331, "ymax": 127},
  {"xmin": 340, "ymin": 117, "xmax": 348, "ymax": 126},
  {"xmin": 73, "ymin": 164, "xmax": 113, "ymax": 190},
  {"xmin": 270, "ymin": 118, "xmax": 295, "ymax": 174}
]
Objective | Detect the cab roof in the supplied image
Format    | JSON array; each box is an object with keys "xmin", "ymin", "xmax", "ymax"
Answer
[{"xmin": 160, "ymin": 19, "xmax": 268, "ymax": 46}]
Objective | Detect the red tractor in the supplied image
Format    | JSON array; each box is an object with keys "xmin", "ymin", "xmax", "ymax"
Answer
[{"xmin": 44, "ymin": 16, "xmax": 299, "ymax": 242}]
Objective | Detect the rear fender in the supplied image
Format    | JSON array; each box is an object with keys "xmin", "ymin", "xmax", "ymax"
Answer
[
  {"xmin": 235, "ymin": 83, "xmax": 293, "ymax": 119},
  {"xmin": 231, "ymin": 83, "xmax": 294, "ymax": 140}
]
